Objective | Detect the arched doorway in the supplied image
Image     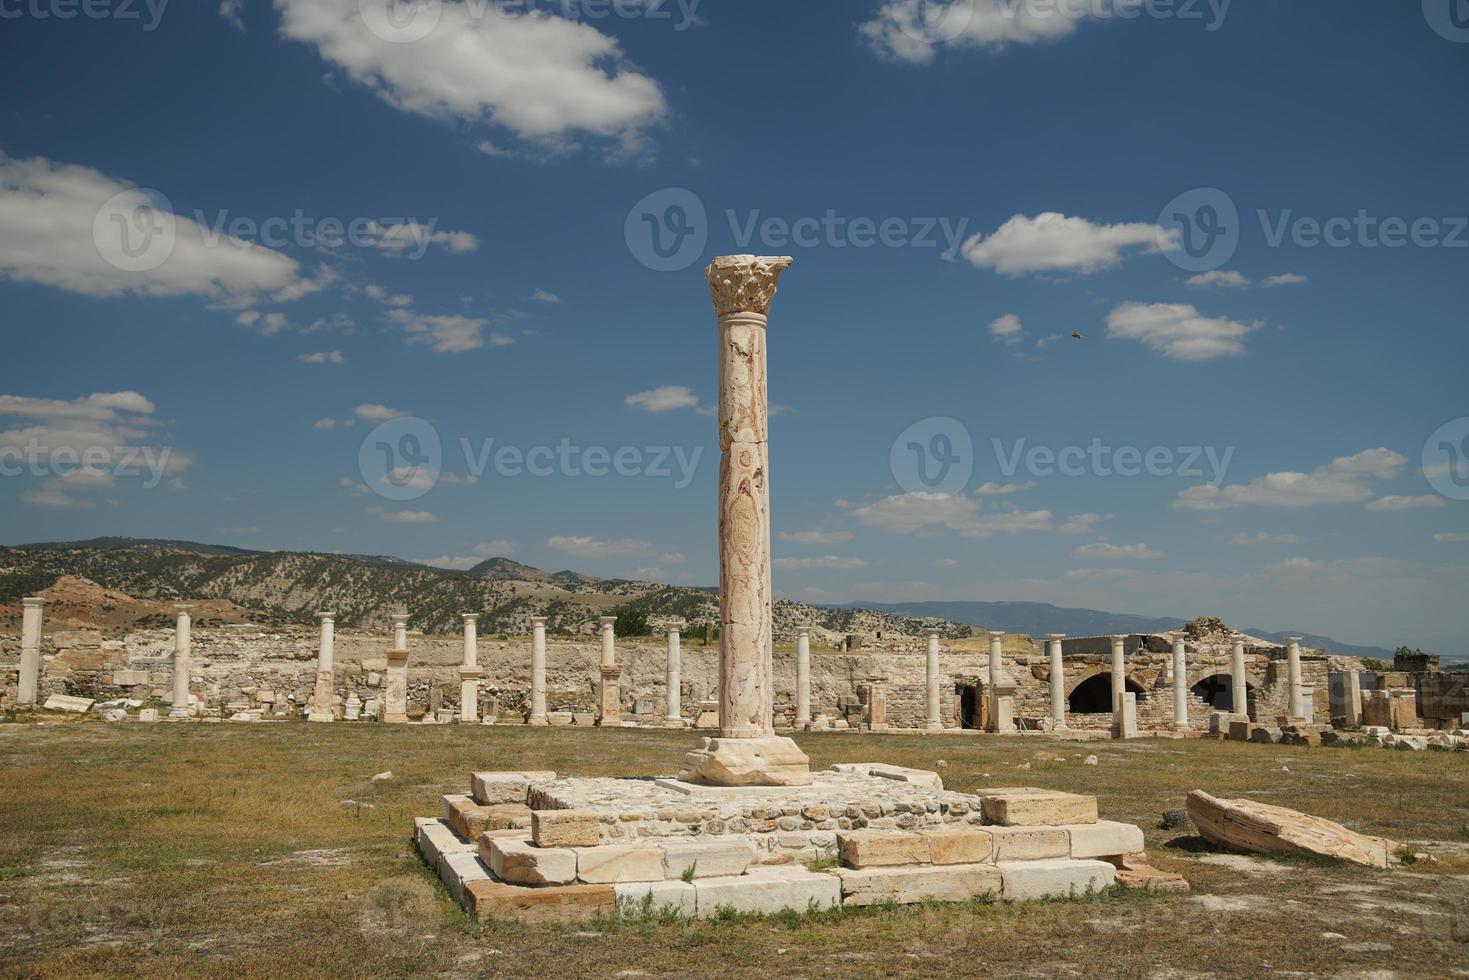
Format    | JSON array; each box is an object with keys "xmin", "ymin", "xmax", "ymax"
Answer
[
  {"xmin": 1191, "ymin": 673, "xmax": 1232, "ymax": 711},
  {"xmin": 1069, "ymin": 673, "xmax": 1144, "ymax": 714}
]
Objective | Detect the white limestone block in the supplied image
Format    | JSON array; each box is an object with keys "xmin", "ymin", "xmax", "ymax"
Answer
[
  {"xmin": 575, "ymin": 844, "xmax": 665, "ymax": 884},
  {"xmin": 440, "ymin": 851, "xmax": 492, "ymax": 907},
  {"xmin": 1065, "ymin": 821, "xmax": 1146, "ymax": 860},
  {"xmin": 659, "ymin": 838, "xmax": 757, "ymax": 879},
  {"xmin": 693, "ymin": 867, "xmax": 840, "ymax": 919},
  {"xmin": 998, "ymin": 859, "xmax": 1116, "ymax": 901},
  {"xmin": 43, "ymin": 694, "xmax": 94, "ymax": 713},
  {"xmin": 987, "ymin": 826, "xmax": 1071, "ymax": 862},
  {"xmin": 485, "ymin": 838, "xmax": 577, "ymax": 886},
  {"xmin": 470, "ymin": 771, "xmax": 556, "ymax": 806},
  {"xmin": 614, "ymin": 880, "xmax": 696, "ymax": 918},
  {"xmin": 414, "ymin": 817, "xmax": 476, "ymax": 877},
  {"xmin": 836, "ymin": 864, "xmax": 1001, "ymax": 906}
]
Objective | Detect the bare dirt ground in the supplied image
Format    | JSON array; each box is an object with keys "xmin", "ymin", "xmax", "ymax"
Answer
[{"xmin": 1, "ymin": 723, "xmax": 1466, "ymax": 978}]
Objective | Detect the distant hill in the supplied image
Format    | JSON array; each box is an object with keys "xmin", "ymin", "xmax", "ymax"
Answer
[
  {"xmin": 841, "ymin": 600, "xmax": 1398, "ymax": 660},
  {"xmin": 13, "ymin": 536, "xmax": 264, "ymax": 557}
]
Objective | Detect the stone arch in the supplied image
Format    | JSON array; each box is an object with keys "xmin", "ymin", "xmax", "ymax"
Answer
[
  {"xmin": 1188, "ymin": 671, "xmax": 1262, "ymax": 713},
  {"xmin": 1068, "ymin": 673, "xmax": 1145, "ymax": 714}
]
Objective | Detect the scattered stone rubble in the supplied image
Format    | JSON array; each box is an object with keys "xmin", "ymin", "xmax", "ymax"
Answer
[{"xmin": 414, "ymin": 766, "xmax": 1186, "ymax": 923}]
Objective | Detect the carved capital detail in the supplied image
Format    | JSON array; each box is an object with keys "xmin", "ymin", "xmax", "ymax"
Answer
[{"xmin": 706, "ymin": 254, "xmax": 793, "ymax": 317}]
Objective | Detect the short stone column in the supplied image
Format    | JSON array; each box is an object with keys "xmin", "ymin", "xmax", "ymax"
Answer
[
  {"xmin": 1047, "ymin": 634, "xmax": 1067, "ymax": 729},
  {"xmin": 308, "ymin": 612, "xmax": 336, "ymax": 723},
  {"xmin": 17, "ymin": 597, "xmax": 44, "ymax": 706},
  {"xmin": 527, "ymin": 617, "xmax": 549, "ymax": 726},
  {"xmin": 923, "ymin": 628, "xmax": 943, "ymax": 732},
  {"xmin": 391, "ymin": 608, "xmax": 409, "ymax": 650},
  {"xmin": 598, "ymin": 617, "xmax": 621, "ymax": 726},
  {"xmin": 1172, "ymin": 638, "xmax": 1189, "ymax": 729},
  {"xmin": 169, "ymin": 605, "xmax": 194, "ymax": 718},
  {"xmin": 1287, "ymin": 637, "xmax": 1305, "ymax": 720},
  {"xmin": 384, "ymin": 646, "xmax": 410, "ymax": 724},
  {"xmin": 794, "ymin": 626, "xmax": 812, "ymax": 730},
  {"xmin": 1336, "ymin": 669, "xmax": 1362, "ymax": 726},
  {"xmin": 1230, "ymin": 636, "xmax": 1249, "ymax": 717},
  {"xmin": 665, "ymin": 628, "xmax": 682, "ymax": 726},
  {"xmin": 459, "ymin": 613, "xmax": 482, "ymax": 724}
]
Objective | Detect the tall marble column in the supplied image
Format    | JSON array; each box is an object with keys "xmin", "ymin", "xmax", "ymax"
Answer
[
  {"xmin": 598, "ymin": 616, "xmax": 621, "ymax": 726},
  {"xmin": 384, "ymin": 610, "xmax": 410, "ymax": 724},
  {"xmin": 17, "ymin": 597, "xmax": 43, "ymax": 706},
  {"xmin": 795, "ymin": 626, "xmax": 812, "ymax": 730},
  {"xmin": 680, "ymin": 255, "xmax": 810, "ymax": 787},
  {"xmin": 527, "ymin": 617, "xmax": 549, "ymax": 726},
  {"xmin": 924, "ymin": 628, "xmax": 943, "ymax": 732},
  {"xmin": 169, "ymin": 605, "xmax": 193, "ymax": 718},
  {"xmin": 1231, "ymin": 636, "xmax": 1249, "ymax": 717},
  {"xmin": 1047, "ymin": 633, "xmax": 1067, "ymax": 730},
  {"xmin": 459, "ymin": 613, "xmax": 482, "ymax": 724},
  {"xmin": 308, "ymin": 612, "xmax": 336, "ymax": 722},
  {"xmin": 665, "ymin": 627, "xmax": 682, "ymax": 725},
  {"xmin": 1110, "ymin": 635, "xmax": 1127, "ymax": 712},
  {"xmin": 1287, "ymin": 636, "xmax": 1305, "ymax": 720},
  {"xmin": 986, "ymin": 630, "xmax": 1014, "ymax": 733},
  {"xmin": 1172, "ymin": 638, "xmax": 1189, "ymax": 729}
]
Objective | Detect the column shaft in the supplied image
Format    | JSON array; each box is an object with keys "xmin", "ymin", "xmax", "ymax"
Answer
[
  {"xmin": 1172, "ymin": 639, "xmax": 1189, "ymax": 728},
  {"xmin": 665, "ymin": 629, "xmax": 682, "ymax": 723},
  {"xmin": 1110, "ymin": 636, "xmax": 1127, "ymax": 713},
  {"xmin": 795, "ymin": 628, "xmax": 811, "ymax": 728},
  {"xmin": 170, "ymin": 607, "xmax": 192, "ymax": 718},
  {"xmin": 1287, "ymin": 638, "xmax": 1305, "ymax": 719},
  {"xmin": 18, "ymin": 598, "xmax": 43, "ymax": 706},
  {"xmin": 459, "ymin": 614, "xmax": 480, "ymax": 724},
  {"xmin": 528, "ymin": 617, "xmax": 548, "ymax": 725},
  {"xmin": 924, "ymin": 630, "xmax": 942, "ymax": 731},
  {"xmin": 1231, "ymin": 639, "xmax": 1248, "ymax": 716},
  {"xmin": 309, "ymin": 613, "xmax": 336, "ymax": 722},
  {"xmin": 1048, "ymin": 634, "xmax": 1067, "ymax": 729}
]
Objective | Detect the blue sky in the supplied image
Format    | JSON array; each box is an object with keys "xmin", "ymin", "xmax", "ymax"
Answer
[{"xmin": 1, "ymin": 0, "xmax": 1466, "ymax": 651}]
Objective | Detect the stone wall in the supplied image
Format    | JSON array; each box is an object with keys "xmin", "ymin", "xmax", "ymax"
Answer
[{"xmin": 0, "ymin": 625, "xmax": 1344, "ymax": 729}]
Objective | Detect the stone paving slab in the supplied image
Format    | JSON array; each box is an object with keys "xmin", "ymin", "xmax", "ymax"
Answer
[
  {"xmin": 998, "ymin": 859, "xmax": 1116, "ymax": 901},
  {"xmin": 835, "ymin": 864, "xmax": 1001, "ymax": 905}
]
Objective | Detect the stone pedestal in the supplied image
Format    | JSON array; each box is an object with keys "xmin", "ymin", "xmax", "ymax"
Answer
[
  {"xmin": 598, "ymin": 665, "xmax": 622, "ymax": 726},
  {"xmin": 665, "ymin": 629, "xmax": 682, "ymax": 725},
  {"xmin": 992, "ymin": 695, "xmax": 1015, "ymax": 734},
  {"xmin": 1230, "ymin": 637, "xmax": 1249, "ymax": 718},
  {"xmin": 528, "ymin": 616, "xmax": 549, "ymax": 726},
  {"xmin": 1297, "ymin": 683, "xmax": 1315, "ymax": 725},
  {"xmin": 1334, "ymin": 669, "xmax": 1362, "ymax": 727},
  {"xmin": 308, "ymin": 611, "xmax": 336, "ymax": 723},
  {"xmin": 17, "ymin": 597, "xmax": 43, "ymax": 706},
  {"xmin": 1172, "ymin": 639, "xmax": 1189, "ymax": 729},
  {"xmin": 169, "ymin": 605, "xmax": 194, "ymax": 719},
  {"xmin": 795, "ymin": 626, "xmax": 812, "ymax": 730},
  {"xmin": 1113, "ymin": 692, "xmax": 1138, "ymax": 739},
  {"xmin": 384, "ymin": 648, "xmax": 410, "ymax": 724},
  {"xmin": 923, "ymin": 629, "xmax": 942, "ymax": 732},
  {"xmin": 680, "ymin": 255, "xmax": 809, "ymax": 788},
  {"xmin": 1047, "ymin": 634, "xmax": 1066, "ymax": 730},
  {"xmin": 865, "ymin": 682, "xmax": 888, "ymax": 732}
]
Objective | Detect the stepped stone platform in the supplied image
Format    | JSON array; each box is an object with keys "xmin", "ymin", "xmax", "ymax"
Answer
[{"xmin": 412, "ymin": 764, "xmax": 1185, "ymax": 922}]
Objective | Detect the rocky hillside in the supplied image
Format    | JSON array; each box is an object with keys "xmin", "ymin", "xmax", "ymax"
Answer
[{"xmin": 0, "ymin": 539, "xmax": 969, "ymax": 641}]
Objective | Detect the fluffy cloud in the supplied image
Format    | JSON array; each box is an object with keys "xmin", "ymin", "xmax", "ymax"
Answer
[
  {"xmin": 0, "ymin": 154, "xmax": 308, "ymax": 305},
  {"xmin": 1176, "ymin": 448, "xmax": 1406, "ymax": 511},
  {"xmin": 1058, "ymin": 513, "xmax": 1103, "ymax": 535},
  {"xmin": 860, "ymin": 0, "xmax": 1108, "ymax": 64},
  {"xmin": 548, "ymin": 535, "xmax": 655, "ymax": 559},
  {"xmin": 1433, "ymin": 532, "xmax": 1469, "ymax": 543},
  {"xmin": 1365, "ymin": 495, "xmax": 1445, "ymax": 511},
  {"xmin": 354, "ymin": 403, "xmax": 408, "ymax": 421},
  {"xmin": 778, "ymin": 530, "xmax": 854, "ymax": 546},
  {"xmin": 975, "ymin": 481, "xmax": 1036, "ymax": 495},
  {"xmin": 297, "ymin": 350, "xmax": 344, "ymax": 365},
  {"xmin": 625, "ymin": 385, "xmax": 701, "ymax": 413},
  {"xmin": 1072, "ymin": 541, "xmax": 1164, "ymax": 561},
  {"xmin": 851, "ymin": 492, "xmax": 1052, "ymax": 539},
  {"xmin": 1186, "ymin": 270, "xmax": 1250, "ymax": 288},
  {"xmin": 375, "ymin": 509, "xmax": 438, "ymax": 523},
  {"xmin": 774, "ymin": 555, "xmax": 871, "ymax": 571},
  {"xmin": 1263, "ymin": 273, "xmax": 1307, "ymax": 287},
  {"xmin": 961, "ymin": 213, "xmax": 1167, "ymax": 276},
  {"xmin": 988, "ymin": 313, "xmax": 1024, "ymax": 344},
  {"xmin": 1105, "ymin": 302, "xmax": 1260, "ymax": 360},
  {"xmin": 386, "ymin": 308, "xmax": 509, "ymax": 354},
  {"xmin": 353, "ymin": 220, "xmax": 478, "ymax": 257},
  {"xmin": 1231, "ymin": 532, "xmax": 1303, "ymax": 546},
  {"xmin": 531, "ymin": 288, "xmax": 561, "ymax": 304},
  {"xmin": 276, "ymin": 0, "xmax": 667, "ymax": 148}
]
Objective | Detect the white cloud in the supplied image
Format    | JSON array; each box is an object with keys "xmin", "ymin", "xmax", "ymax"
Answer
[
  {"xmin": 852, "ymin": 492, "xmax": 1052, "ymax": 539},
  {"xmin": 860, "ymin": 0, "xmax": 1110, "ymax": 64},
  {"xmin": 547, "ymin": 535, "xmax": 654, "ymax": 559},
  {"xmin": 354, "ymin": 403, "xmax": 408, "ymax": 421},
  {"xmin": 778, "ymin": 530, "xmax": 854, "ymax": 546},
  {"xmin": 1058, "ymin": 513, "xmax": 1102, "ymax": 535},
  {"xmin": 626, "ymin": 385, "xmax": 700, "ymax": 413},
  {"xmin": 476, "ymin": 140, "xmax": 511, "ymax": 158},
  {"xmin": 353, "ymin": 220, "xmax": 478, "ymax": 258},
  {"xmin": 277, "ymin": 0, "xmax": 667, "ymax": 148},
  {"xmin": 313, "ymin": 418, "xmax": 339, "ymax": 429},
  {"xmin": 1433, "ymin": 532, "xmax": 1469, "ymax": 543},
  {"xmin": 385, "ymin": 308, "xmax": 497, "ymax": 354},
  {"xmin": 1366, "ymin": 495, "xmax": 1445, "ymax": 511},
  {"xmin": 988, "ymin": 313, "xmax": 1024, "ymax": 344},
  {"xmin": 297, "ymin": 350, "xmax": 344, "ymax": 365},
  {"xmin": 375, "ymin": 509, "xmax": 438, "ymax": 524},
  {"xmin": 1176, "ymin": 448, "xmax": 1406, "ymax": 511},
  {"xmin": 1186, "ymin": 270, "xmax": 1250, "ymax": 288},
  {"xmin": 364, "ymin": 283, "xmax": 412, "ymax": 306},
  {"xmin": 774, "ymin": 555, "xmax": 871, "ymax": 571},
  {"xmin": 935, "ymin": 558, "xmax": 959, "ymax": 567},
  {"xmin": 1231, "ymin": 531, "xmax": 1303, "ymax": 546},
  {"xmin": 219, "ymin": 0, "xmax": 244, "ymax": 29},
  {"xmin": 961, "ymin": 213, "xmax": 1167, "ymax": 276},
  {"xmin": 530, "ymin": 288, "xmax": 561, "ymax": 304},
  {"xmin": 418, "ymin": 555, "xmax": 483, "ymax": 570},
  {"xmin": 1263, "ymin": 272, "xmax": 1307, "ymax": 287},
  {"xmin": 1072, "ymin": 541, "xmax": 1164, "ymax": 561},
  {"xmin": 1106, "ymin": 302, "xmax": 1260, "ymax": 360},
  {"xmin": 0, "ymin": 154, "xmax": 308, "ymax": 304},
  {"xmin": 975, "ymin": 480, "xmax": 1036, "ymax": 496},
  {"xmin": 472, "ymin": 540, "xmax": 517, "ymax": 556}
]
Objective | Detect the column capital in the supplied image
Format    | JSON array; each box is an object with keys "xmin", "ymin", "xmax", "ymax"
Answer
[
  {"xmin": 1286, "ymin": 636, "xmax": 1303, "ymax": 644},
  {"xmin": 988, "ymin": 630, "xmax": 1005, "ymax": 639},
  {"xmin": 1110, "ymin": 634, "xmax": 1128, "ymax": 642},
  {"xmin": 706, "ymin": 254, "xmax": 793, "ymax": 316},
  {"xmin": 667, "ymin": 627, "xmax": 680, "ymax": 637},
  {"xmin": 796, "ymin": 625, "xmax": 813, "ymax": 637},
  {"xmin": 22, "ymin": 596, "xmax": 45, "ymax": 608},
  {"xmin": 599, "ymin": 616, "xmax": 617, "ymax": 630},
  {"xmin": 461, "ymin": 613, "xmax": 480, "ymax": 622},
  {"xmin": 924, "ymin": 627, "xmax": 941, "ymax": 637},
  {"xmin": 531, "ymin": 616, "xmax": 548, "ymax": 626},
  {"xmin": 318, "ymin": 611, "xmax": 335, "ymax": 621},
  {"xmin": 174, "ymin": 603, "xmax": 194, "ymax": 612},
  {"xmin": 1047, "ymin": 633, "xmax": 1067, "ymax": 641}
]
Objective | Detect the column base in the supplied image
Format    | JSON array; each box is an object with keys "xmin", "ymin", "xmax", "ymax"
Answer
[
  {"xmin": 526, "ymin": 714, "xmax": 550, "ymax": 727},
  {"xmin": 922, "ymin": 720, "xmax": 944, "ymax": 733},
  {"xmin": 168, "ymin": 706, "xmax": 191, "ymax": 719},
  {"xmin": 307, "ymin": 711, "xmax": 334, "ymax": 723},
  {"xmin": 678, "ymin": 736, "xmax": 812, "ymax": 787}
]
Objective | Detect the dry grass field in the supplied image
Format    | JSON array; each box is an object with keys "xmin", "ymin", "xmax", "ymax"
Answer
[{"xmin": 1, "ymin": 723, "xmax": 1466, "ymax": 978}]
